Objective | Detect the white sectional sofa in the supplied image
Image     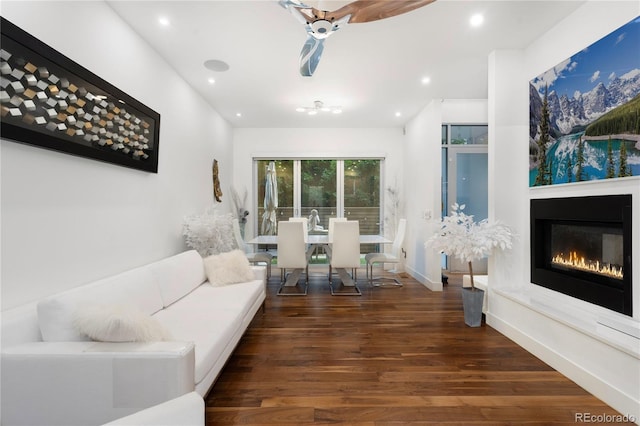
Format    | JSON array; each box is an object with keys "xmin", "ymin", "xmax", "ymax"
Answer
[
  {"xmin": 103, "ymin": 391, "xmax": 205, "ymax": 426},
  {"xmin": 1, "ymin": 250, "xmax": 266, "ymax": 426}
]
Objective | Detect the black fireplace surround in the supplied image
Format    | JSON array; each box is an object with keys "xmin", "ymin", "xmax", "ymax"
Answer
[{"xmin": 530, "ymin": 195, "xmax": 632, "ymax": 316}]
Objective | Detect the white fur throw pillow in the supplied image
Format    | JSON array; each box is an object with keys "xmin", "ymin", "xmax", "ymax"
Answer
[
  {"xmin": 203, "ymin": 249, "xmax": 255, "ymax": 286},
  {"xmin": 72, "ymin": 304, "xmax": 171, "ymax": 342}
]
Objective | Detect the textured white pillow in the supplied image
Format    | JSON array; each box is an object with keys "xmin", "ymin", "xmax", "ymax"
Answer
[
  {"xmin": 203, "ymin": 249, "xmax": 255, "ymax": 286},
  {"xmin": 72, "ymin": 304, "xmax": 171, "ymax": 342}
]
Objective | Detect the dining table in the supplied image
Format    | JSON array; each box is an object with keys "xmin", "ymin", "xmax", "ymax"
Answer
[
  {"xmin": 246, "ymin": 234, "xmax": 392, "ymax": 288},
  {"xmin": 246, "ymin": 234, "xmax": 392, "ymax": 246}
]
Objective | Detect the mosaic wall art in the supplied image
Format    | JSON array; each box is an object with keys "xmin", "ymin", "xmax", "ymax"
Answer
[{"xmin": 0, "ymin": 17, "xmax": 160, "ymax": 173}]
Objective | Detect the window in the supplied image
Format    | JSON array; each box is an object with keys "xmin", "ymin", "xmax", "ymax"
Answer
[
  {"xmin": 449, "ymin": 125, "xmax": 488, "ymax": 145},
  {"xmin": 255, "ymin": 159, "xmax": 382, "ymax": 246}
]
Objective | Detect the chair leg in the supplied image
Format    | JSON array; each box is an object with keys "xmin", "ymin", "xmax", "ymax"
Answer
[
  {"xmin": 277, "ymin": 268, "xmax": 309, "ymax": 296},
  {"xmin": 370, "ymin": 262, "xmax": 403, "ymax": 288},
  {"xmin": 329, "ymin": 267, "xmax": 361, "ymax": 296}
]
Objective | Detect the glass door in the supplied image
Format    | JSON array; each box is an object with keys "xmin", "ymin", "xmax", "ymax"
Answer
[
  {"xmin": 257, "ymin": 160, "xmax": 294, "ymax": 234},
  {"xmin": 255, "ymin": 158, "xmax": 382, "ymax": 256},
  {"xmin": 447, "ymin": 147, "xmax": 488, "ymax": 273},
  {"xmin": 344, "ymin": 160, "xmax": 381, "ymax": 253},
  {"xmin": 300, "ymin": 160, "xmax": 337, "ymax": 229}
]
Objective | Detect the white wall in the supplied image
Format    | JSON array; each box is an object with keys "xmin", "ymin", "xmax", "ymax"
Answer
[
  {"xmin": 403, "ymin": 99, "xmax": 488, "ymax": 290},
  {"xmin": 487, "ymin": 1, "xmax": 640, "ymax": 420},
  {"xmin": 1, "ymin": 1, "xmax": 233, "ymax": 310},
  {"xmin": 231, "ymin": 127, "xmax": 404, "ymax": 239}
]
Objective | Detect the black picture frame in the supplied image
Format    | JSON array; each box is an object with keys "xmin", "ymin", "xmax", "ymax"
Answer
[{"xmin": 1, "ymin": 17, "xmax": 160, "ymax": 173}]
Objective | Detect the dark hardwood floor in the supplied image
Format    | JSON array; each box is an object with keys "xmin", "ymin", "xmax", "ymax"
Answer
[{"xmin": 205, "ymin": 267, "xmax": 631, "ymax": 425}]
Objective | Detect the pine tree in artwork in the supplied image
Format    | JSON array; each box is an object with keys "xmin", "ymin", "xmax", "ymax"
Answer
[
  {"xmin": 535, "ymin": 86, "xmax": 551, "ymax": 186},
  {"xmin": 566, "ymin": 156, "xmax": 573, "ymax": 183},
  {"xmin": 619, "ymin": 140, "xmax": 630, "ymax": 177},
  {"xmin": 606, "ymin": 136, "xmax": 615, "ymax": 179},
  {"xmin": 576, "ymin": 136, "xmax": 585, "ymax": 182}
]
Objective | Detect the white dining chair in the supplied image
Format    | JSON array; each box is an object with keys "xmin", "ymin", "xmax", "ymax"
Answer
[
  {"xmin": 277, "ymin": 220, "xmax": 312, "ymax": 295},
  {"xmin": 325, "ymin": 217, "xmax": 347, "ymax": 259},
  {"xmin": 288, "ymin": 216, "xmax": 309, "ymax": 239},
  {"xmin": 327, "ymin": 220, "xmax": 361, "ymax": 295},
  {"xmin": 232, "ymin": 218, "xmax": 272, "ymax": 278},
  {"xmin": 365, "ymin": 218, "xmax": 406, "ymax": 287}
]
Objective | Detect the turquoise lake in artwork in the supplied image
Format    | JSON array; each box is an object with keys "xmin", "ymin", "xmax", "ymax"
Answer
[{"xmin": 529, "ymin": 132, "xmax": 640, "ymax": 186}]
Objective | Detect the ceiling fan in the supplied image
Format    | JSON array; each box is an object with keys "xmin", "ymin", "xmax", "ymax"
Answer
[{"xmin": 279, "ymin": 0, "xmax": 436, "ymax": 76}]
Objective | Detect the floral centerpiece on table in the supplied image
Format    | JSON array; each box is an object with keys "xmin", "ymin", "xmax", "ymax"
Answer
[{"xmin": 425, "ymin": 203, "xmax": 513, "ymax": 289}]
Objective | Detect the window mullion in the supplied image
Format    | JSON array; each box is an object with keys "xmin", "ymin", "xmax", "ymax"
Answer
[
  {"xmin": 293, "ymin": 160, "xmax": 301, "ymax": 216},
  {"xmin": 336, "ymin": 159, "xmax": 344, "ymax": 218}
]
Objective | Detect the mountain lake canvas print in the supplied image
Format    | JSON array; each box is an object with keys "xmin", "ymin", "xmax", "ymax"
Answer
[{"xmin": 529, "ymin": 16, "xmax": 640, "ymax": 187}]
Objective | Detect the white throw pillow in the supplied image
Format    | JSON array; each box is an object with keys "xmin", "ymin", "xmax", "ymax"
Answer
[
  {"xmin": 203, "ymin": 249, "xmax": 255, "ymax": 286},
  {"xmin": 72, "ymin": 304, "xmax": 171, "ymax": 342}
]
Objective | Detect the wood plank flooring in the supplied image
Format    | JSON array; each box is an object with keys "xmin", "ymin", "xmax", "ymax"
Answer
[{"xmin": 205, "ymin": 267, "xmax": 632, "ymax": 425}]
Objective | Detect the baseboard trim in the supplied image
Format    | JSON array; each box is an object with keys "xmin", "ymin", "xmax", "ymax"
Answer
[
  {"xmin": 487, "ymin": 312, "xmax": 640, "ymax": 423},
  {"xmin": 405, "ymin": 266, "xmax": 443, "ymax": 292}
]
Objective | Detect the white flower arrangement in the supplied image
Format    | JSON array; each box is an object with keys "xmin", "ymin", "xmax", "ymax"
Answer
[{"xmin": 425, "ymin": 203, "xmax": 513, "ymax": 289}]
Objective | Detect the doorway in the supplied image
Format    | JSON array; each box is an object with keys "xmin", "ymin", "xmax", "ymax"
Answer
[{"xmin": 442, "ymin": 125, "xmax": 488, "ymax": 273}]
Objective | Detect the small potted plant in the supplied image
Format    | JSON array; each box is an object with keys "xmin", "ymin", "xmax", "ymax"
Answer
[{"xmin": 426, "ymin": 203, "xmax": 513, "ymax": 327}]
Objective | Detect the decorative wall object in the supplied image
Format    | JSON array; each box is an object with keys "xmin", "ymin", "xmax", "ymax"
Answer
[
  {"xmin": 212, "ymin": 159, "xmax": 223, "ymax": 202},
  {"xmin": 529, "ymin": 16, "xmax": 640, "ymax": 186},
  {"xmin": 0, "ymin": 17, "xmax": 160, "ymax": 173}
]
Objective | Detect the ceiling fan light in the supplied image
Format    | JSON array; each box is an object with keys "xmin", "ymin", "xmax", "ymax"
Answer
[
  {"xmin": 308, "ymin": 110, "xmax": 318, "ymax": 115},
  {"xmin": 295, "ymin": 107, "xmax": 306, "ymax": 112},
  {"xmin": 311, "ymin": 20, "xmax": 334, "ymax": 38}
]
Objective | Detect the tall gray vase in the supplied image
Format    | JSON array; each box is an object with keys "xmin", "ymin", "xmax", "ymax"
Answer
[{"xmin": 461, "ymin": 287, "xmax": 484, "ymax": 327}]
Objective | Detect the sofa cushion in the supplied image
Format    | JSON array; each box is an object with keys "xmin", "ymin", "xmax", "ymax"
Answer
[
  {"xmin": 153, "ymin": 287, "xmax": 245, "ymax": 384},
  {"xmin": 37, "ymin": 265, "xmax": 164, "ymax": 342},
  {"xmin": 150, "ymin": 250, "xmax": 207, "ymax": 307},
  {"xmin": 203, "ymin": 250, "xmax": 254, "ymax": 287},
  {"xmin": 198, "ymin": 280, "xmax": 265, "ymax": 320},
  {"xmin": 73, "ymin": 304, "xmax": 172, "ymax": 342}
]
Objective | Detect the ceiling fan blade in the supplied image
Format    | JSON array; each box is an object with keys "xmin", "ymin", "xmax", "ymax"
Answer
[
  {"xmin": 325, "ymin": 0, "xmax": 436, "ymax": 23},
  {"xmin": 299, "ymin": 36, "xmax": 325, "ymax": 76}
]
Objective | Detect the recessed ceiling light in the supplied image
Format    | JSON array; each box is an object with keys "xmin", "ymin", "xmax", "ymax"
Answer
[
  {"xmin": 204, "ymin": 59, "xmax": 230, "ymax": 72},
  {"xmin": 470, "ymin": 13, "xmax": 484, "ymax": 27},
  {"xmin": 208, "ymin": 78, "xmax": 215, "ymax": 84},
  {"xmin": 158, "ymin": 17, "xmax": 170, "ymax": 27},
  {"xmin": 395, "ymin": 112, "xmax": 402, "ymax": 117},
  {"xmin": 421, "ymin": 76, "xmax": 431, "ymax": 85},
  {"xmin": 236, "ymin": 113, "xmax": 242, "ymax": 118}
]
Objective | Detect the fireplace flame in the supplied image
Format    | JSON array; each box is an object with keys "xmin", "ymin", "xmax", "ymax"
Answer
[{"xmin": 551, "ymin": 251, "xmax": 623, "ymax": 279}]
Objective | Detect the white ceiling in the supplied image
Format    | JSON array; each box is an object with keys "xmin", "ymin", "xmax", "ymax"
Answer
[{"xmin": 107, "ymin": 0, "xmax": 585, "ymax": 128}]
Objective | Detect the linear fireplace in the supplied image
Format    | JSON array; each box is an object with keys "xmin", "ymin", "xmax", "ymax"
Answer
[{"xmin": 530, "ymin": 195, "xmax": 632, "ymax": 316}]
